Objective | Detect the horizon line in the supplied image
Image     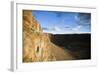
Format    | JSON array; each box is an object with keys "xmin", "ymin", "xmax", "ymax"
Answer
[{"xmin": 43, "ymin": 32, "xmax": 91, "ymax": 34}]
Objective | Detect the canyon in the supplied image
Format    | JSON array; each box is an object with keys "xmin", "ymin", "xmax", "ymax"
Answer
[{"xmin": 23, "ymin": 10, "xmax": 90, "ymax": 62}]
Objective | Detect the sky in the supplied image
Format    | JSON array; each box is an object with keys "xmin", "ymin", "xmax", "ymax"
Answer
[{"xmin": 32, "ymin": 10, "xmax": 91, "ymax": 34}]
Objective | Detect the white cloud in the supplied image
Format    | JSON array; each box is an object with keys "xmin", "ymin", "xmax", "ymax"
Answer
[
  {"xmin": 43, "ymin": 26, "xmax": 61, "ymax": 34},
  {"xmin": 53, "ymin": 26, "xmax": 61, "ymax": 31},
  {"xmin": 43, "ymin": 26, "xmax": 61, "ymax": 31},
  {"xmin": 75, "ymin": 15, "xmax": 79, "ymax": 21},
  {"xmin": 72, "ymin": 25, "xmax": 82, "ymax": 31}
]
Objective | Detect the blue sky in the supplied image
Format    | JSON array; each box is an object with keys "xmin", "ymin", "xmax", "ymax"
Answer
[{"xmin": 32, "ymin": 10, "xmax": 91, "ymax": 34}]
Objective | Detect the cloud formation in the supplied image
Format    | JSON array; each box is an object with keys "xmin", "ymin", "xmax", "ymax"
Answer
[
  {"xmin": 43, "ymin": 26, "xmax": 61, "ymax": 31},
  {"xmin": 76, "ymin": 13, "xmax": 91, "ymax": 26},
  {"xmin": 72, "ymin": 25, "xmax": 82, "ymax": 31},
  {"xmin": 33, "ymin": 10, "xmax": 91, "ymax": 34}
]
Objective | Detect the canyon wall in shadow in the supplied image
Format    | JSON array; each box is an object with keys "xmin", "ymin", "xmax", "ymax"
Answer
[{"xmin": 50, "ymin": 33, "xmax": 91, "ymax": 59}]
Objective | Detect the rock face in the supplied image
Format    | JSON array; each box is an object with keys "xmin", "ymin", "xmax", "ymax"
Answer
[
  {"xmin": 23, "ymin": 10, "xmax": 55, "ymax": 62},
  {"xmin": 23, "ymin": 10, "xmax": 74, "ymax": 62},
  {"xmin": 23, "ymin": 10, "xmax": 42, "ymax": 33}
]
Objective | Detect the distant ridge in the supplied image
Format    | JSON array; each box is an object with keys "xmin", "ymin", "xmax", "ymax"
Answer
[{"xmin": 43, "ymin": 32, "xmax": 91, "ymax": 35}]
